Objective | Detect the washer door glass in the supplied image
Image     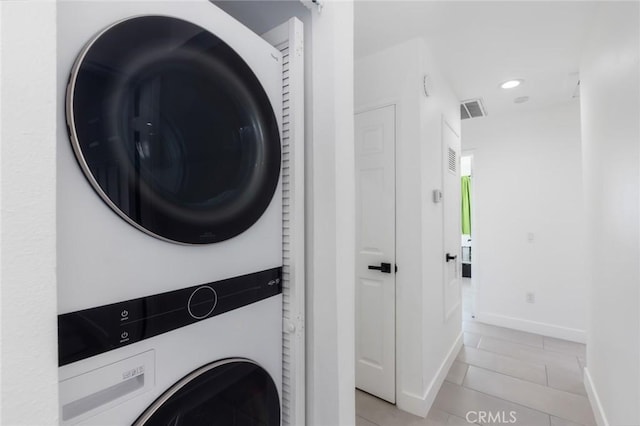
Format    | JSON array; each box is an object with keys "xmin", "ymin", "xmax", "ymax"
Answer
[
  {"xmin": 68, "ymin": 16, "xmax": 281, "ymax": 244},
  {"xmin": 134, "ymin": 360, "xmax": 280, "ymax": 426}
]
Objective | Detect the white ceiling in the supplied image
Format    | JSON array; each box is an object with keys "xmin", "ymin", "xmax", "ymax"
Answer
[{"xmin": 355, "ymin": 1, "xmax": 599, "ymax": 117}]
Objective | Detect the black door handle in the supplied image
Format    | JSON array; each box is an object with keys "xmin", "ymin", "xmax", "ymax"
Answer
[
  {"xmin": 368, "ymin": 262, "xmax": 392, "ymax": 273},
  {"xmin": 446, "ymin": 253, "xmax": 457, "ymax": 262}
]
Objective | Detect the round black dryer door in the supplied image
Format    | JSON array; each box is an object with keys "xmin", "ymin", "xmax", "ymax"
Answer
[
  {"xmin": 67, "ymin": 16, "xmax": 281, "ymax": 244},
  {"xmin": 133, "ymin": 359, "xmax": 280, "ymax": 426}
]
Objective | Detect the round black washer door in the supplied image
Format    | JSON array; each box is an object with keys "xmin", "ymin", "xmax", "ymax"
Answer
[
  {"xmin": 133, "ymin": 359, "xmax": 280, "ymax": 426},
  {"xmin": 67, "ymin": 16, "xmax": 281, "ymax": 244}
]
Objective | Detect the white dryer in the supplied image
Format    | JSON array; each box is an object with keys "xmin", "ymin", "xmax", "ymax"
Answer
[
  {"xmin": 57, "ymin": 0, "xmax": 282, "ymax": 313},
  {"xmin": 56, "ymin": 1, "xmax": 283, "ymax": 424}
]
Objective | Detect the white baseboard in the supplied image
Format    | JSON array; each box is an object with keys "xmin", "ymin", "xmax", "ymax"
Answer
[
  {"xmin": 396, "ymin": 332, "xmax": 463, "ymax": 417},
  {"xmin": 396, "ymin": 390, "xmax": 428, "ymax": 417},
  {"xmin": 477, "ymin": 312, "xmax": 587, "ymax": 343},
  {"xmin": 584, "ymin": 367, "xmax": 609, "ymax": 426}
]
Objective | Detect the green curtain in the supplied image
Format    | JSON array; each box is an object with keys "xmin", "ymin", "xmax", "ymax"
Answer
[{"xmin": 461, "ymin": 176, "xmax": 472, "ymax": 235}]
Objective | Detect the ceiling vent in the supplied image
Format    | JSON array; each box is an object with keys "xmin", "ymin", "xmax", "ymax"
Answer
[{"xmin": 460, "ymin": 98, "xmax": 487, "ymax": 120}]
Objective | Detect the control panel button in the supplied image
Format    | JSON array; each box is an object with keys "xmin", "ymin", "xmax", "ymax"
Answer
[
  {"xmin": 187, "ymin": 286, "xmax": 217, "ymax": 319},
  {"xmin": 267, "ymin": 278, "xmax": 280, "ymax": 286}
]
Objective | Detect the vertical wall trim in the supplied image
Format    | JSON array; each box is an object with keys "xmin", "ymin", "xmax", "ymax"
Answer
[{"xmin": 307, "ymin": 2, "xmax": 356, "ymax": 425}]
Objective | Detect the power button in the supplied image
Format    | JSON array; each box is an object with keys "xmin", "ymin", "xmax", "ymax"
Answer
[{"xmin": 187, "ymin": 286, "xmax": 217, "ymax": 320}]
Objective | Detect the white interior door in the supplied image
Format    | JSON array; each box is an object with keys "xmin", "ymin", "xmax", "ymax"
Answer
[
  {"xmin": 443, "ymin": 119, "xmax": 462, "ymax": 320},
  {"xmin": 355, "ymin": 105, "xmax": 396, "ymax": 403}
]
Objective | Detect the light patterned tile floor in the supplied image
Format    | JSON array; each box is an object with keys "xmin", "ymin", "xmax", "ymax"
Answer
[
  {"xmin": 355, "ymin": 281, "xmax": 595, "ymax": 425},
  {"xmin": 355, "ymin": 319, "xmax": 595, "ymax": 426}
]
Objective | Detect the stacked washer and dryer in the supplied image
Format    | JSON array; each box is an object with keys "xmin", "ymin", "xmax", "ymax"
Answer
[{"xmin": 57, "ymin": 2, "xmax": 284, "ymax": 424}]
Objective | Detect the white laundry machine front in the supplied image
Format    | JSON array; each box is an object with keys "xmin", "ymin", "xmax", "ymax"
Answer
[
  {"xmin": 57, "ymin": 0, "xmax": 282, "ymax": 313},
  {"xmin": 58, "ymin": 293, "xmax": 282, "ymax": 426},
  {"xmin": 56, "ymin": 1, "xmax": 283, "ymax": 424}
]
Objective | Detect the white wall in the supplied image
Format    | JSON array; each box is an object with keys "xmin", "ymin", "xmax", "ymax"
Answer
[
  {"xmin": 417, "ymin": 40, "xmax": 463, "ymax": 415},
  {"xmin": 462, "ymin": 101, "xmax": 588, "ymax": 342},
  {"xmin": 460, "ymin": 156, "xmax": 472, "ymax": 177},
  {"xmin": 0, "ymin": 2, "xmax": 59, "ymax": 424},
  {"xmin": 355, "ymin": 38, "xmax": 461, "ymax": 417},
  {"xmin": 579, "ymin": 2, "xmax": 640, "ymax": 424},
  {"xmin": 356, "ymin": 38, "xmax": 424, "ymax": 414}
]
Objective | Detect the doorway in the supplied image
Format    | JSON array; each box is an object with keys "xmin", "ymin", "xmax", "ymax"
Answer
[{"xmin": 460, "ymin": 153, "xmax": 476, "ymax": 321}]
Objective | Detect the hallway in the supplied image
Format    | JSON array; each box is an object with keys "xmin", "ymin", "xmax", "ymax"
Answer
[{"xmin": 356, "ymin": 321, "xmax": 594, "ymax": 426}]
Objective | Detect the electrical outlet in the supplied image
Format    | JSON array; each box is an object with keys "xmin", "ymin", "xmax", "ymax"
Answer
[{"xmin": 526, "ymin": 292, "xmax": 535, "ymax": 304}]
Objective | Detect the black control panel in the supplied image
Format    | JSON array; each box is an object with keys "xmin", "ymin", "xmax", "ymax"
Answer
[{"xmin": 58, "ymin": 267, "xmax": 282, "ymax": 366}]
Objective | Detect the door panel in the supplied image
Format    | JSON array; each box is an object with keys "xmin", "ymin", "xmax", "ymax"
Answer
[
  {"xmin": 442, "ymin": 119, "xmax": 462, "ymax": 320},
  {"xmin": 355, "ymin": 105, "xmax": 395, "ymax": 403},
  {"xmin": 359, "ymin": 278, "xmax": 385, "ymax": 366}
]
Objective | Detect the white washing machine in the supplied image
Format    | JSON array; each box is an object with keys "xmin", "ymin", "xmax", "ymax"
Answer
[
  {"xmin": 58, "ymin": 295, "xmax": 281, "ymax": 425},
  {"xmin": 57, "ymin": 1, "xmax": 283, "ymax": 424}
]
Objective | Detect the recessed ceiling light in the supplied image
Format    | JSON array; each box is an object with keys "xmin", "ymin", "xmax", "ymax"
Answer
[
  {"xmin": 514, "ymin": 96, "xmax": 530, "ymax": 104},
  {"xmin": 500, "ymin": 79, "xmax": 523, "ymax": 89}
]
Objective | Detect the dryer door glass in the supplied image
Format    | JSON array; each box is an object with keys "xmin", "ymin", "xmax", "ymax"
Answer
[
  {"xmin": 68, "ymin": 16, "xmax": 281, "ymax": 244},
  {"xmin": 134, "ymin": 360, "xmax": 280, "ymax": 426}
]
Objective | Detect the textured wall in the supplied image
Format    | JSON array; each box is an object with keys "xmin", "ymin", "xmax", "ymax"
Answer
[{"xmin": 0, "ymin": 2, "xmax": 59, "ymax": 424}]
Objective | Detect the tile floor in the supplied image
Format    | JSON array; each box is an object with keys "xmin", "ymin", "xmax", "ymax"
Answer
[{"xmin": 355, "ymin": 320, "xmax": 594, "ymax": 426}]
